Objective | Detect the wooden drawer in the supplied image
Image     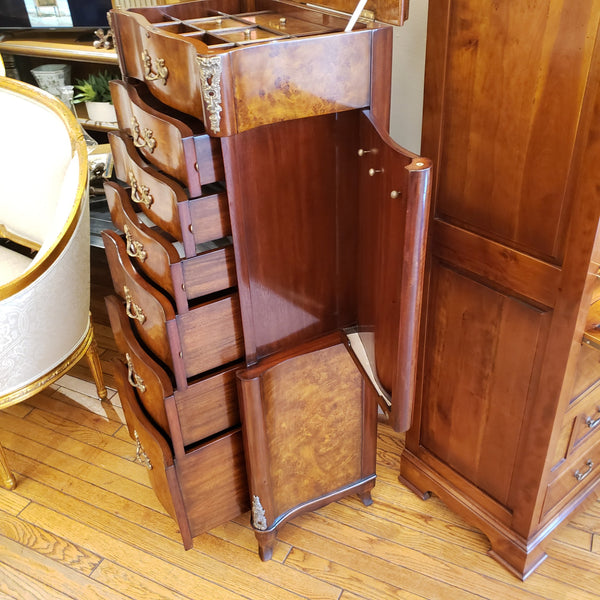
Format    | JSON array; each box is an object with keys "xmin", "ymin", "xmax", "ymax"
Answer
[
  {"xmin": 113, "ymin": 357, "xmax": 248, "ymax": 549},
  {"xmin": 110, "ymin": 1, "xmax": 374, "ymax": 136},
  {"xmin": 103, "ymin": 230, "xmax": 244, "ymax": 387},
  {"xmin": 570, "ymin": 384, "xmax": 600, "ymax": 452},
  {"xmin": 105, "ymin": 180, "xmax": 237, "ymax": 312},
  {"xmin": 109, "ymin": 131, "xmax": 231, "ymax": 257},
  {"xmin": 111, "ymin": 79, "xmax": 224, "ymax": 197},
  {"xmin": 542, "ymin": 433, "xmax": 600, "ymax": 518},
  {"xmin": 106, "ymin": 294, "xmax": 242, "ymax": 449}
]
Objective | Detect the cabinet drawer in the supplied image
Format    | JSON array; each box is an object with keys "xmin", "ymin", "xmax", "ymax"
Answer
[
  {"xmin": 570, "ymin": 384, "xmax": 600, "ymax": 451},
  {"xmin": 106, "ymin": 294, "xmax": 242, "ymax": 448},
  {"xmin": 543, "ymin": 434, "xmax": 600, "ymax": 518},
  {"xmin": 109, "ymin": 130, "xmax": 187, "ymax": 246},
  {"xmin": 103, "ymin": 230, "xmax": 244, "ymax": 386},
  {"xmin": 106, "ymin": 294, "xmax": 173, "ymax": 439},
  {"xmin": 105, "ymin": 180, "xmax": 237, "ymax": 311},
  {"xmin": 109, "ymin": 131, "xmax": 231, "ymax": 256},
  {"xmin": 114, "ymin": 357, "xmax": 248, "ymax": 546},
  {"xmin": 111, "ymin": 79, "xmax": 223, "ymax": 197}
]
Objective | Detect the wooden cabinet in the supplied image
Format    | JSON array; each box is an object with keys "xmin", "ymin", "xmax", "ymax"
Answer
[
  {"xmin": 103, "ymin": 0, "xmax": 431, "ymax": 554},
  {"xmin": 400, "ymin": 0, "xmax": 600, "ymax": 580}
]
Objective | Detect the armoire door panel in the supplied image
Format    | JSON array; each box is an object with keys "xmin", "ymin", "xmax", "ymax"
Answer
[
  {"xmin": 431, "ymin": 0, "xmax": 600, "ymax": 261},
  {"xmin": 421, "ymin": 260, "xmax": 550, "ymax": 506}
]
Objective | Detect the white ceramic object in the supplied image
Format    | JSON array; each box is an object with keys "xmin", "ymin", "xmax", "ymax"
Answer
[
  {"xmin": 31, "ymin": 63, "xmax": 71, "ymax": 97},
  {"xmin": 85, "ymin": 101, "xmax": 117, "ymax": 123}
]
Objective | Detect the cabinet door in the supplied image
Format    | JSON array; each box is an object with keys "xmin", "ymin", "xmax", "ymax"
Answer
[{"xmin": 355, "ymin": 111, "xmax": 431, "ymax": 432}]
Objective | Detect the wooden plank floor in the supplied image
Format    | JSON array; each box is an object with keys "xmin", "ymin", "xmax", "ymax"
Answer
[{"xmin": 1, "ymin": 248, "xmax": 599, "ymax": 600}]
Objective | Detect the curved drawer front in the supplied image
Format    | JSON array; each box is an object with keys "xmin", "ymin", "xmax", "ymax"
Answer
[
  {"xmin": 109, "ymin": 131, "xmax": 187, "ymax": 244},
  {"xmin": 107, "ymin": 293, "xmax": 241, "ymax": 448},
  {"xmin": 103, "ymin": 230, "xmax": 175, "ymax": 369},
  {"xmin": 111, "ymin": 79, "xmax": 224, "ymax": 197},
  {"xmin": 113, "ymin": 357, "xmax": 180, "ymax": 522},
  {"xmin": 103, "ymin": 230, "xmax": 244, "ymax": 385},
  {"xmin": 106, "ymin": 294, "xmax": 173, "ymax": 438},
  {"xmin": 105, "ymin": 180, "xmax": 237, "ymax": 310},
  {"xmin": 105, "ymin": 180, "xmax": 180, "ymax": 299}
]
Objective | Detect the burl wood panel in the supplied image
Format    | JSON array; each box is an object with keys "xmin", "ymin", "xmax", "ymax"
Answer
[
  {"xmin": 229, "ymin": 32, "xmax": 371, "ymax": 132},
  {"xmin": 420, "ymin": 261, "xmax": 551, "ymax": 508},
  {"xmin": 426, "ymin": 0, "xmax": 600, "ymax": 261},
  {"xmin": 248, "ymin": 342, "xmax": 365, "ymax": 520}
]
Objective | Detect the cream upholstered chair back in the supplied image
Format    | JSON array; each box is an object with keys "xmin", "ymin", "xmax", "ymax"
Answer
[{"xmin": 0, "ymin": 77, "xmax": 106, "ymax": 490}]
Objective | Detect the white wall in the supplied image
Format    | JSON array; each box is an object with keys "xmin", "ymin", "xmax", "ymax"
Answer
[{"xmin": 388, "ymin": 0, "xmax": 429, "ymax": 155}]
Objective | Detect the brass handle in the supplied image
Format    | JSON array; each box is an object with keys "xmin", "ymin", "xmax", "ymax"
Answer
[
  {"xmin": 129, "ymin": 171, "xmax": 154, "ymax": 209},
  {"xmin": 142, "ymin": 49, "xmax": 169, "ymax": 85},
  {"xmin": 134, "ymin": 430, "xmax": 153, "ymax": 469},
  {"xmin": 369, "ymin": 168, "xmax": 384, "ymax": 176},
  {"xmin": 124, "ymin": 285, "xmax": 146, "ymax": 324},
  {"xmin": 124, "ymin": 224, "xmax": 147, "ymax": 262},
  {"xmin": 585, "ymin": 408, "xmax": 600, "ymax": 429},
  {"xmin": 125, "ymin": 353, "xmax": 146, "ymax": 392},
  {"xmin": 574, "ymin": 459, "xmax": 594, "ymax": 482},
  {"xmin": 131, "ymin": 116, "xmax": 157, "ymax": 153}
]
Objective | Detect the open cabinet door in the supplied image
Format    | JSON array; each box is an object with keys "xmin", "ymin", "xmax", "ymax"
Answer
[{"xmin": 353, "ymin": 110, "xmax": 431, "ymax": 432}]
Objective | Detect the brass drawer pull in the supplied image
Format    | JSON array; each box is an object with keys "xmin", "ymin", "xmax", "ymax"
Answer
[
  {"xmin": 142, "ymin": 49, "xmax": 169, "ymax": 85},
  {"xmin": 125, "ymin": 352, "xmax": 146, "ymax": 393},
  {"xmin": 129, "ymin": 171, "xmax": 154, "ymax": 209},
  {"xmin": 124, "ymin": 224, "xmax": 147, "ymax": 262},
  {"xmin": 585, "ymin": 408, "xmax": 600, "ymax": 429},
  {"xmin": 124, "ymin": 285, "xmax": 146, "ymax": 325},
  {"xmin": 574, "ymin": 459, "xmax": 594, "ymax": 482},
  {"xmin": 134, "ymin": 430, "xmax": 153, "ymax": 469},
  {"xmin": 131, "ymin": 116, "xmax": 157, "ymax": 153}
]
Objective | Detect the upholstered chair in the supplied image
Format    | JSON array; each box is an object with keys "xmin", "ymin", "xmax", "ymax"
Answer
[{"xmin": 0, "ymin": 76, "xmax": 107, "ymax": 490}]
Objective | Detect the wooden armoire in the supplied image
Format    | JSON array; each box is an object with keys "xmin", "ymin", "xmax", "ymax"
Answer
[{"xmin": 400, "ymin": 0, "xmax": 600, "ymax": 580}]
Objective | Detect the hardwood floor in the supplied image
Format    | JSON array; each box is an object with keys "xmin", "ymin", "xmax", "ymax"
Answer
[{"xmin": 0, "ymin": 248, "xmax": 598, "ymax": 600}]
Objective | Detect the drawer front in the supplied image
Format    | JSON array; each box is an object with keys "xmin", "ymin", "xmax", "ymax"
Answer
[
  {"xmin": 106, "ymin": 294, "xmax": 173, "ymax": 438},
  {"xmin": 109, "ymin": 131, "xmax": 187, "ymax": 244},
  {"xmin": 104, "ymin": 230, "xmax": 243, "ymax": 383},
  {"xmin": 111, "ymin": 79, "xmax": 224, "ymax": 196},
  {"xmin": 571, "ymin": 384, "xmax": 600, "ymax": 451},
  {"xmin": 176, "ymin": 427, "xmax": 249, "ymax": 537},
  {"xmin": 173, "ymin": 363, "xmax": 242, "ymax": 447},
  {"xmin": 103, "ymin": 229, "xmax": 175, "ymax": 369},
  {"xmin": 105, "ymin": 180, "xmax": 236, "ymax": 306},
  {"xmin": 112, "ymin": 11, "xmax": 206, "ymax": 120},
  {"xmin": 105, "ymin": 180, "xmax": 181, "ymax": 299},
  {"xmin": 543, "ymin": 433, "xmax": 600, "ymax": 517},
  {"xmin": 113, "ymin": 357, "xmax": 180, "ymax": 522}
]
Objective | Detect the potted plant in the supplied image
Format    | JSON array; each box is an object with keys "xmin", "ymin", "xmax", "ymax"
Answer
[{"xmin": 73, "ymin": 70, "xmax": 119, "ymax": 123}]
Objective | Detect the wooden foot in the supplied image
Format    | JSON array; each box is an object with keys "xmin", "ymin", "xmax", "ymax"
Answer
[
  {"xmin": 85, "ymin": 327, "xmax": 108, "ymax": 401},
  {"xmin": 256, "ymin": 530, "xmax": 277, "ymax": 561},
  {"xmin": 0, "ymin": 441, "xmax": 16, "ymax": 490},
  {"xmin": 358, "ymin": 490, "xmax": 373, "ymax": 506}
]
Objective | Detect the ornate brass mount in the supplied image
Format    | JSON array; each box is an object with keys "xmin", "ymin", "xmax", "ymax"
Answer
[
  {"xmin": 124, "ymin": 224, "xmax": 147, "ymax": 262},
  {"xmin": 124, "ymin": 286, "xmax": 146, "ymax": 325},
  {"xmin": 125, "ymin": 353, "xmax": 146, "ymax": 393},
  {"xmin": 134, "ymin": 430, "xmax": 153, "ymax": 469},
  {"xmin": 131, "ymin": 116, "xmax": 157, "ymax": 153},
  {"xmin": 128, "ymin": 171, "xmax": 154, "ymax": 209},
  {"xmin": 142, "ymin": 49, "xmax": 169, "ymax": 85},
  {"xmin": 197, "ymin": 55, "xmax": 223, "ymax": 133}
]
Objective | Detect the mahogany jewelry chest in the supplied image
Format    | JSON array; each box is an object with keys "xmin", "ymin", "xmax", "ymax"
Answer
[{"xmin": 102, "ymin": 0, "xmax": 431, "ymax": 559}]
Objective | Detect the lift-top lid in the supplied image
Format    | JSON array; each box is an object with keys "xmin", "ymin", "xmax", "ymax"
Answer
[{"xmin": 312, "ymin": 0, "xmax": 409, "ymax": 26}]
